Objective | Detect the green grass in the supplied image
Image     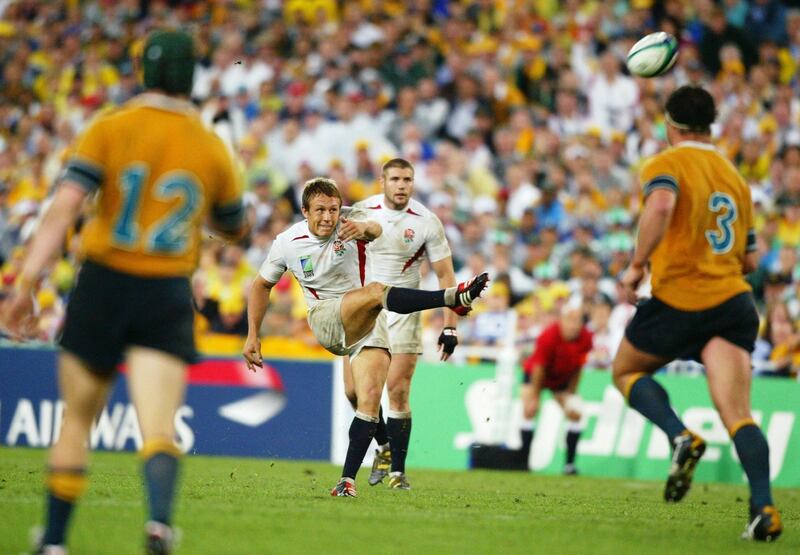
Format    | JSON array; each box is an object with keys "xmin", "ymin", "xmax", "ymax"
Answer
[{"xmin": 1, "ymin": 447, "xmax": 797, "ymax": 555}]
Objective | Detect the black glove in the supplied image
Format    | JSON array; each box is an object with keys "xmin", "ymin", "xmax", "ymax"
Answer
[{"xmin": 438, "ymin": 327, "xmax": 458, "ymax": 358}]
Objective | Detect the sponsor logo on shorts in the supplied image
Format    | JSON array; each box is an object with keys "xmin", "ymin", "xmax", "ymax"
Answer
[
  {"xmin": 300, "ymin": 256, "xmax": 314, "ymax": 277},
  {"xmin": 403, "ymin": 228, "xmax": 415, "ymax": 244},
  {"xmin": 333, "ymin": 240, "xmax": 346, "ymax": 257}
]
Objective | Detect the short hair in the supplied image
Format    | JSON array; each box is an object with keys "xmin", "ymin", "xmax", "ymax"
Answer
[
  {"xmin": 665, "ymin": 86, "xmax": 717, "ymax": 135},
  {"xmin": 302, "ymin": 177, "xmax": 342, "ymax": 210},
  {"xmin": 381, "ymin": 158, "xmax": 415, "ymax": 178}
]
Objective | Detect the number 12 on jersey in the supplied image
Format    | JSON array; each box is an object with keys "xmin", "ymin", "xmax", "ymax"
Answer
[
  {"xmin": 705, "ymin": 192, "xmax": 737, "ymax": 254},
  {"xmin": 112, "ymin": 164, "xmax": 201, "ymax": 255}
]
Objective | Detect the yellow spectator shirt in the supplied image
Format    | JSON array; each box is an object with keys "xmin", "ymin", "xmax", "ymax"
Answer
[
  {"xmin": 63, "ymin": 93, "xmax": 243, "ymax": 277},
  {"xmin": 640, "ymin": 141, "xmax": 756, "ymax": 311}
]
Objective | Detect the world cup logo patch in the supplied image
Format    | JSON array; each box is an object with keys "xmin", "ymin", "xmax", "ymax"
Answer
[
  {"xmin": 300, "ymin": 256, "xmax": 314, "ymax": 278},
  {"xmin": 403, "ymin": 228, "xmax": 415, "ymax": 244},
  {"xmin": 333, "ymin": 240, "xmax": 346, "ymax": 257}
]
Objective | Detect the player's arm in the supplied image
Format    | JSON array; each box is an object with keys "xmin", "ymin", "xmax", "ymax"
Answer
[
  {"xmin": 622, "ymin": 187, "xmax": 677, "ymax": 302},
  {"xmin": 1, "ymin": 182, "xmax": 88, "ymax": 339},
  {"xmin": 210, "ymin": 140, "xmax": 249, "ymax": 242},
  {"xmin": 243, "ymin": 274, "xmax": 277, "ymax": 371},
  {"xmin": 338, "ymin": 218, "xmax": 382, "ymax": 242},
  {"xmin": 431, "ymin": 255, "xmax": 459, "ymax": 360},
  {"xmin": 209, "ymin": 202, "xmax": 249, "ymax": 243},
  {"xmin": 742, "ymin": 190, "xmax": 758, "ymax": 274},
  {"xmin": 632, "ymin": 188, "xmax": 676, "ymax": 268},
  {"xmin": 339, "ymin": 206, "xmax": 382, "ymax": 242},
  {"xmin": 18, "ymin": 182, "xmax": 87, "ymax": 290},
  {"xmin": 10, "ymin": 116, "xmax": 105, "ymax": 301},
  {"xmin": 243, "ymin": 238, "xmax": 286, "ymax": 371}
]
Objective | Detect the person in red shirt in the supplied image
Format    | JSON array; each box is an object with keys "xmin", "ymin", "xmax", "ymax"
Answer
[{"xmin": 520, "ymin": 302, "xmax": 593, "ymax": 474}]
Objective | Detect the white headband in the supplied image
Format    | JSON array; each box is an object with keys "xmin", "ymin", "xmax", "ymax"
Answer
[{"xmin": 664, "ymin": 111, "xmax": 694, "ymax": 130}]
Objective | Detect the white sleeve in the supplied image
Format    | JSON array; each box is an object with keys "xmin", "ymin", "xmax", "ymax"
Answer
[
  {"xmin": 425, "ymin": 215, "xmax": 452, "ymax": 263},
  {"xmin": 258, "ymin": 238, "xmax": 287, "ymax": 283}
]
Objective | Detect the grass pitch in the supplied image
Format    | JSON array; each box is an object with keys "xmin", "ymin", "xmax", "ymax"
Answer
[{"xmin": 1, "ymin": 447, "xmax": 797, "ymax": 555}]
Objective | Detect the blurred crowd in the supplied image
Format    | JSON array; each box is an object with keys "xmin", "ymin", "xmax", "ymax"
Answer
[{"xmin": 0, "ymin": 0, "xmax": 799, "ymax": 377}]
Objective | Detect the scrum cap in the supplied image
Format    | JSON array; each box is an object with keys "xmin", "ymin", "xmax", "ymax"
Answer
[{"xmin": 142, "ymin": 30, "xmax": 195, "ymax": 95}]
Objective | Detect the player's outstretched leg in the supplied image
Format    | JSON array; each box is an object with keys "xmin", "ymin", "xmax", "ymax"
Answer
[
  {"xmin": 341, "ymin": 275, "xmax": 489, "ymax": 347},
  {"xmin": 382, "ymin": 273, "xmax": 489, "ymax": 315}
]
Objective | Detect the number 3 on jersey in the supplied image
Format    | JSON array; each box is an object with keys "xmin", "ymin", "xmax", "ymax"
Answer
[
  {"xmin": 705, "ymin": 192, "xmax": 737, "ymax": 254},
  {"xmin": 113, "ymin": 164, "xmax": 201, "ymax": 255}
]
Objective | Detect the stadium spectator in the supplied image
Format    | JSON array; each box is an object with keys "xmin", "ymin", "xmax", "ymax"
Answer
[
  {"xmin": 699, "ymin": 7, "xmax": 759, "ymax": 76},
  {"xmin": 193, "ymin": 275, "xmax": 249, "ymax": 337},
  {"xmin": 745, "ymin": 0, "xmax": 788, "ymax": 44},
  {"xmin": 470, "ymin": 281, "xmax": 514, "ymax": 348},
  {"xmin": 753, "ymin": 302, "xmax": 800, "ymax": 377},
  {"xmin": 585, "ymin": 297, "xmax": 615, "ymax": 370}
]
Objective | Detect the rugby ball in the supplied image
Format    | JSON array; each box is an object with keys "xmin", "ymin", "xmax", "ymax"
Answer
[{"xmin": 626, "ymin": 32, "xmax": 679, "ymax": 78}]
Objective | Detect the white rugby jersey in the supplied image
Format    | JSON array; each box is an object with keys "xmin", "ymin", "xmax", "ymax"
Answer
[
  {"xmin": 354, "ymin": 195, "xmax": 451, "ymax": 288},
  {"xmin": 258, "ymin": 207, "xmax": 371, "ymax": 307}
]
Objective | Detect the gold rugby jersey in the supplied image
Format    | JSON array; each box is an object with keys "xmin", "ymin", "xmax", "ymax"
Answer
[
  {"xmin": 639, "ymin": 141, "xmax": 755, "ymax": 311},
  {"xmin": 62, "ymin": 93, "xmax": 243, "ymax": 277}
]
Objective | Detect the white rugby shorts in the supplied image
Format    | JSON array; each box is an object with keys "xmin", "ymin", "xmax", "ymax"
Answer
[
  {"xmin": 386, "ymin": 311, "xmax": 422, "ymax": 354},
  {"xmin": 307, "ymin": 296, "xmax": 389, "ymax": 359}
]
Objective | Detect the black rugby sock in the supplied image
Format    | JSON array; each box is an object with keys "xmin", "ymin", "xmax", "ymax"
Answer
[
  {"xmin": 42, "ymin": 494, "xmax": 76, "ymax": 546},
  {"xmin": 382, "ymin": 287, "xmax": 453, "ymax": 313},
  {"xmin": 732, "ymin": 423, "xmax": 774, "ymax": 509},
  {"xmin": 627, "ymin": 375, "xmax": 686, "ymax": 442},
  {"xmin": 144, "ymin": 452, "xmax": 180, "ymax": 525},
  {"xmin": 387, "ymin": 412, "xmax": 412, "ymax": 473},
  {"xmin": 374, "ymin": 406, "xmax": 389, "ymax": 447},
  {"xmin": 42, "ymin": 467, "xmax": 86, "ymax": 546},
  {"xmin": 342, "ymin": 413, "xmax": 378, "ymax": 479}
]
